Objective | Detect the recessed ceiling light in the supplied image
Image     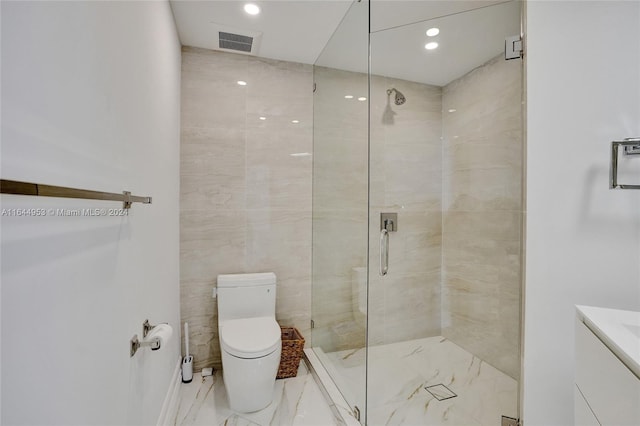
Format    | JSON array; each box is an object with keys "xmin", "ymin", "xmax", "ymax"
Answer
[
  {"xmin": 425, "ymin": 42, "xmax": 439, "ymax": 50},
  {"xmin": 237, "ymin": 80, "xmax": 247, "ymax": 86},
  {"xmin": 358, "ymin": 97, "xmax": 367, "ymax": 101},
  {"xmin": 426, "ymin": 28, "xmax": 440, "ymax": 37},
  {"xmin": 291, "ymin": 120, "xmax": 300, "ymax": 124},
  {"xmin": 244, "ymin": 3, "xmax": 260, "ymax": 15},
  {"xmin": 345, "ymin": 95, "xmax": 354, "ymax": 99},
  {"xmin": 448, "ymin": 109, "xmax": 457, "ymax": 113},
  {"xmin": 290, "ymin": 152, "xmax": 311, "ymax": 157},
  {"xmin": 259, "ymin": 116, "xmax": 266, "ymax": 120}
]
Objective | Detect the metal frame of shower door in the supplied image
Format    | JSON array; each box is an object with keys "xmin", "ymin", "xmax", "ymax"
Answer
[{"xmin": 518, "ymin": 1, "xmax": 527, "ymax": 425}]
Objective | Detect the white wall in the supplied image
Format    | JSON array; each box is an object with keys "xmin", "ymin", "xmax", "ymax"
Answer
[
  {"xmin": 1, "ymin": 2, "xmax": 181, "ymax": 425},
  {"xmin": 524, "ymin": 1, "xmax": 640, "ymax": 424}
]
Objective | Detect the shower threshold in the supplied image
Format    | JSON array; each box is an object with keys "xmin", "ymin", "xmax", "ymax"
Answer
[{"xmin": 304, "ymin": 348, "xmax": 362, "ymax": 426}]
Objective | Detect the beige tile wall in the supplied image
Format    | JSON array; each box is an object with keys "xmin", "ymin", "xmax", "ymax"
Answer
[
  {"xmin": 180, "ymin": 47, "xmax": 313, "ymax": 370},
  {"xmin": 441, "ymin": 55, "xmax": 523, "ymax": 379},
  {"xmin": 311, "ymin": 66, "xmax": 369, "ymax": 351},
  {"xmin": 180, "ymin": 47, "xmax": 522, "ymax": 378},
  {"xmin": 311, "ymin": 67, "xmax": 443, "ymax": 351},
  {"xmin": 368, "ymin": 75, "xmax": 443, "ymax": 346},
  {"xmin": 312, "ymin": 58, "xmax": 522, "ymax": 377}
]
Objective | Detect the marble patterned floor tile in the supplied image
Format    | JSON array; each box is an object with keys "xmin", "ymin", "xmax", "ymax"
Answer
[
  {"xmin": 318, "ymin": 336, "xmax": 518, "ymax": 426},
  {"xmin": 173, "ymin": 362, "xmax": 339, "ymax": 426}
]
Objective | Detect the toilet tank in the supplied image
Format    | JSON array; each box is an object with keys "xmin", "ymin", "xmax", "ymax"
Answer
[{"xmin": 217, "ymin": 273, "xmax": 276, "ymax": 321}]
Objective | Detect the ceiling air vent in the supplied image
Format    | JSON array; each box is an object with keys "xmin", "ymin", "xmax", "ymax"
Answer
[
  {"xmin": 219, "ymin": 32, "xmax": 253, "ymax": 53},
  {"xmin": 211, "ymin": 24, "xmax": 262, "ymax": 56}
]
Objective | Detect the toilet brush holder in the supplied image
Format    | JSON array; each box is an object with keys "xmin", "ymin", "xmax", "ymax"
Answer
[
  {"xmin": 182, "ymin": 355, "xmax": 193, "ymax": 383},
  {"xmin": 182, "ymin": 321, "xmax": 193, "ymax": 383}
]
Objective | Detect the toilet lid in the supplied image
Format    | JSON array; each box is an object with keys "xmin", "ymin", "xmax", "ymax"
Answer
[{"xmin": 219, "ymin": 317, "xmax": 281, "ymax": 359}]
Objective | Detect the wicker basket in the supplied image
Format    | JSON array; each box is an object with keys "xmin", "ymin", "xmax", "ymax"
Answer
[{"xmin": 277, "ymin": 327, "xmax": 305, "ymax": 379}]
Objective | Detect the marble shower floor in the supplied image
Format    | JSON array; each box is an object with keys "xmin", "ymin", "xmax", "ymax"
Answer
[
  {"xmin": 172, "ymin": 361, "xmax": 340, "ymax": 426},
  {"xmin": 317, "ymin": 336, "xmax": 518, "ymax": 426}
]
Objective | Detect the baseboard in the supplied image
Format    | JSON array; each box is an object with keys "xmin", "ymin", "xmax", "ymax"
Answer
[{"xmin": 157, "ymin": 357, "xmax": 182, "ymax": 426}]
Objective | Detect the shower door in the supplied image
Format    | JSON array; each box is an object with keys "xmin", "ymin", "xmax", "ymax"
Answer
[
  {"xmin": 311, "ymin": 0, "xmax": 369, "ymax": 419},
  {"xmin": 311, "ymin": 1, "xmax": 524, "ymax": 424},
  {"xmin": 366, "ymin": 1, "xmax": 523, "ymax": 425}
]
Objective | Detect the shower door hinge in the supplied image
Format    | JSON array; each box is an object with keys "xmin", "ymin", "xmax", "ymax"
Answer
[
  {"xmin": 505, "ymin": 35, "xmax": 523, "ymax": 60},
  {"xmin": 501, "ymin": 416, "xmax": 520, "ymax": 426},
  {"xmin": 353, "ymin": 406, "xmax": 361, "ymax": 422},
  {"xmin": 310, "ymin": 319, "xmax": 315, "ymax": 329}
]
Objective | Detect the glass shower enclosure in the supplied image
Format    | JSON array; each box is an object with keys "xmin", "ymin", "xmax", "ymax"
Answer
[{"xmin": 311, "ymin": 1, "xmax": 524, "ymax": 425}]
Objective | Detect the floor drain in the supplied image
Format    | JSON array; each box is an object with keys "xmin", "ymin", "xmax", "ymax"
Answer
[{"xmin": 425, "ymin": 384, "xmax": 457, "ymax": 401}]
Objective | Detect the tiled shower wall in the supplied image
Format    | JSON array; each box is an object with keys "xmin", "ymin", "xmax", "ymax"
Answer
[
  {"xmin": 180, "ymin": 47, "xmax": 313, "ymax": 370},
  {"xmin": 311, "ymin": 66, "xmax": 443, "ymax": 351},
  {"xmin": 311, "ymin": 67, "xmax": 369, "ymax": 351},
  {"xmin": 442, "ymin": 55, "xmax": 523, "ymax": 379},
  {"xmin": 312, "ymin": 57, "xmax": 522, "ymax": 379},
  {"xmin": 368, "ymin": 75, "xmax": 443, "ymax": 346}
]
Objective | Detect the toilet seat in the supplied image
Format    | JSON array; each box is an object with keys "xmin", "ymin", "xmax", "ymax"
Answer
[{"xmin": 219, "ymin": 316, "xmax": 281, "ymax": 359}]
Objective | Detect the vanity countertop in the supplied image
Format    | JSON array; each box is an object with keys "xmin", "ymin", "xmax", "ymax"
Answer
[{"xmin": 576, "ymin": 305, "xmax": 640, "ymax": 378}]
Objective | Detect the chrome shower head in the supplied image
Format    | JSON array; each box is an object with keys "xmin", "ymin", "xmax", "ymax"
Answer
[{"xmin": 386, "ymin": 88, "xmax": 406, "ymax": 105}]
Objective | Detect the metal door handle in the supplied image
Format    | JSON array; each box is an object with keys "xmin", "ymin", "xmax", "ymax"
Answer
[{"xmin": 380, "ymin": 228, "xmax": 389, "ymax": 276}]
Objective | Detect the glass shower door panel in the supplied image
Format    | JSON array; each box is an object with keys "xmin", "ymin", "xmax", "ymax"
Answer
[
  {"xmin": 367, "ymin": 2, "xmax": 523, "ymax": 424},
  {"xmin": 311, "ymin": 0, "xmax": 369, "ymax": 420},
  {"xmin": 366, "ymin": 44, "xmax": 446, "ymax": 426}
]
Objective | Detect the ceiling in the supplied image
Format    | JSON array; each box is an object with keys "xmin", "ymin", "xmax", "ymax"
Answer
[
  {"xmin": 170, "ymin": 0, "xmax": 521, "ymax": 86},
  {"xmin": 169, "ymin": 0, "xmax": 353, "ymax": 65}
]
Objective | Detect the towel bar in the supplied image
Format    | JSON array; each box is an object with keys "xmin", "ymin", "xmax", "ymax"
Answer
[
  {"xmin": 610, "ymin": 138, "xmax": 640, "ymax": 190},
  {"xmin": 0, "ymin": 179, "xmax": 152, "ymax": 208}
]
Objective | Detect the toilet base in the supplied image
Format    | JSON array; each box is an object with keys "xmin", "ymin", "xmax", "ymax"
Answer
[{"xmin": 221, "ymin": 346, "xmax": 281, "ymax": 413}]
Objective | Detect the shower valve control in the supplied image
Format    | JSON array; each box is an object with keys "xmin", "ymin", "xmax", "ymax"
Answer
[{"xmin": 380, "ymin": 213, "xmax": 398, "ymax": 232}]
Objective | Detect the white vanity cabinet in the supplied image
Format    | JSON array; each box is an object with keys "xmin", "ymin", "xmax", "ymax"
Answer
[{"xmin": 575, "ymin": 306, "xmax": 640, "ymax": 426}]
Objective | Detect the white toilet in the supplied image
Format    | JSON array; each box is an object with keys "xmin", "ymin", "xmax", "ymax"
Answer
[{"xmin": 217, "ymin": 272, "xmax": 281, "ymax": 413}]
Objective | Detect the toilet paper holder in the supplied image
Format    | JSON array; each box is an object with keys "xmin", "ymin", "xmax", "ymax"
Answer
[{"xmin": 130, "ymin": 319, "xmax": 166, "ymax": 357}]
